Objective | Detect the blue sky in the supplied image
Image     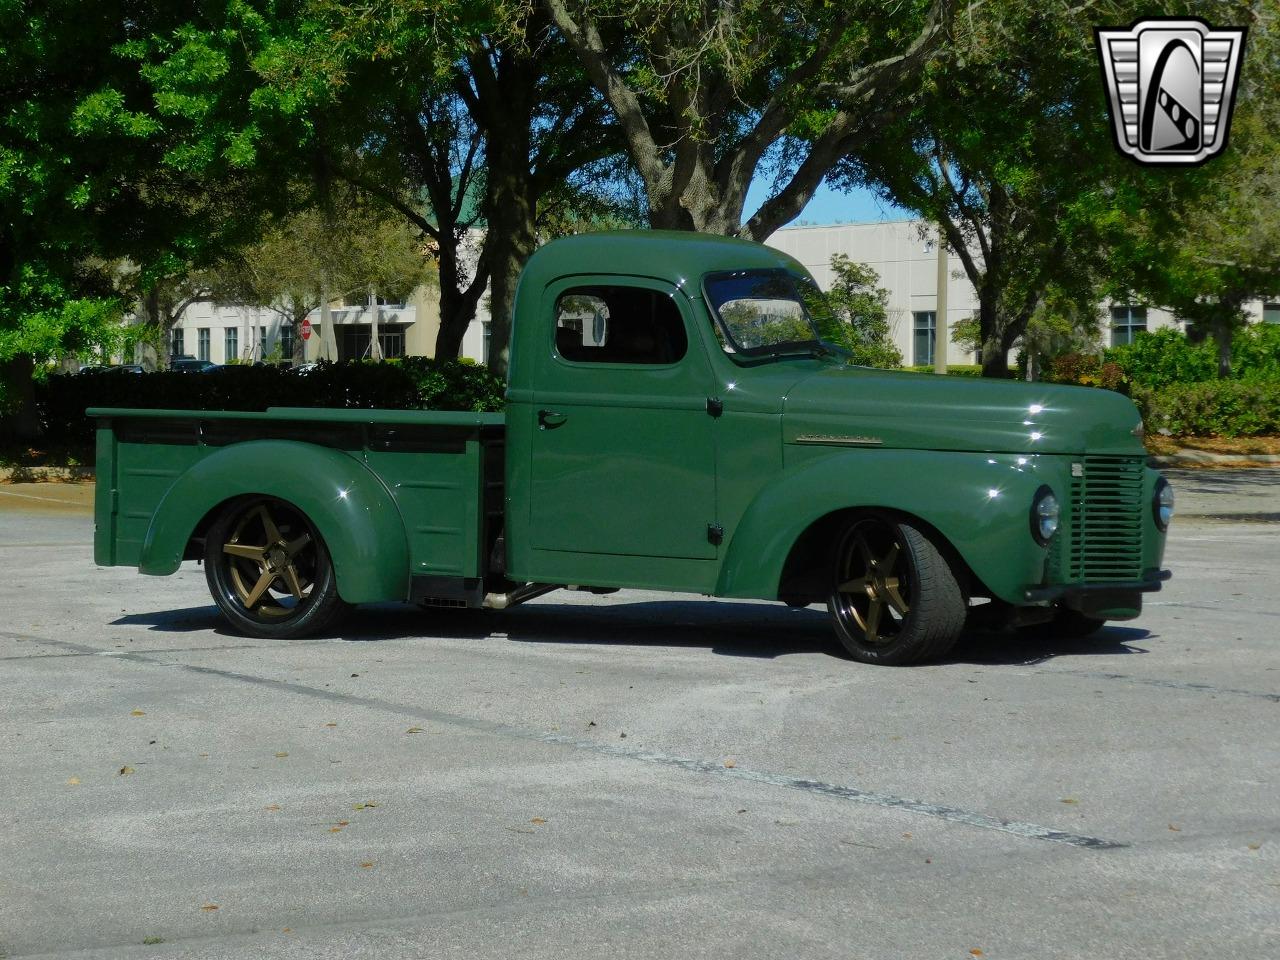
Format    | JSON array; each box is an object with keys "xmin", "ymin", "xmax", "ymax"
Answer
[{"xmin": 743, "ymin": 178, "xmax": 909, "ymax": 226}]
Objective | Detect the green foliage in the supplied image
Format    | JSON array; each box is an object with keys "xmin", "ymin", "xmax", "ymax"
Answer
[
  {"xmin": 1134, "ymin": 381, "xmax": 1280, "ymax": 438},
  {"xmin": 547, "ymin": 0, "xmax": 947, "ymax": 237},
  {"xmin": 719, "ymin": 302, "xmax": 814, "ymax": 349},
  {"xmin": 1103, "ymin": 326, "xmax": 1280, "ymax": 390},
  {"xmin": 837, "ymin": 0, "xmax": 1139, "ymax": 373},
  {"xmin": 0, "ymin": 295, "xmax": 125, "ymax": 368},
  {"xmin": 37, "ymin": 359, "xmax": 505, "ymax": 445},
  {"xmin": 1102, "ymin": 329, "xmax": 1215, "ymax": 390},
  {"xmin": 903, "ymin": 365, "xmax": 992, "ymax": 378},
  {"xmin": 1101, "ymin": 2, "xmax": 1280, "ymax": 377},
  {"xmin": 816, "ymin": 255, "xmax": 903, "ymax": 368},
  {"xmin": 949, "ymin": 316, "xmax": 981, "ymax": 356},
  {"xmin": 1043, "ymin": 354, "xmax": 1127, "ymax": 392},
  {"xmin": 1, "ymin": 1, "xmax": 302, "ymax": 424},
  {"xmin": 205, "ymin": 195, "xmax": 436, "ymax": 325},
  {"xmin": 1228, "ymin": 323, "xmax": 1280, "ymax": 382}
]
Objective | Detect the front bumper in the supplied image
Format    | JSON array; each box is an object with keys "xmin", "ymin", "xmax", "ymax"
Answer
[{"xmin": 1023, "ymin": 568, "xmax": 1172, "ymax": 620}]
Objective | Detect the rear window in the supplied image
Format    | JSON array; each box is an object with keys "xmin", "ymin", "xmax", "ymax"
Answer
[{"xmin": 554, "ymin": 286, "xmax": 687, "ymax": 365}]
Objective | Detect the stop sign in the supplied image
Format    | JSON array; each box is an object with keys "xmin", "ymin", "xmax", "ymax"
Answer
[{"xmin": 300, "ymin": 318, "xmax": 312, "ymax": 341}]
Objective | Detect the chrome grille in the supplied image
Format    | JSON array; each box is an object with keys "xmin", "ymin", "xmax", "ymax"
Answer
[{"xmin": 1067, "ymin": 456, "xmax": 1145, "ymax": 582}]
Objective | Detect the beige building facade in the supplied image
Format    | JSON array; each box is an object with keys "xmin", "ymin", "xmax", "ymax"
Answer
[
  {"xmin": 766, "ymin": 220, "xmax": 1279, "ymax": 366},
  {"xmin": 170, "ymin": 284, "xmax": 489, "ymax": 367},
  {"xmin": 169, "ymin": 220, "xmax": 1278, "ymax": 369}
]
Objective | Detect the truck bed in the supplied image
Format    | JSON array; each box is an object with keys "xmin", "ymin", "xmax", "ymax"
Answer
[{"xmin": 90, "ymin": 407, "xmax": 506, "ymax": 600}]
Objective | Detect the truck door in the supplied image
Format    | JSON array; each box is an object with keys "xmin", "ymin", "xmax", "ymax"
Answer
[{"xmin": 529, "ymin": 277, "xmax": 717, "ymax": 560}]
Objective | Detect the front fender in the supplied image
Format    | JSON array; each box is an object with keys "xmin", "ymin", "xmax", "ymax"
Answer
[
  {"xmin": 716, "ymin": 449, "xmax": 1055, "ymax": 604},
  {"xmin": 140, "ymin": 441, "xmax": 410, "ymax": 604}
]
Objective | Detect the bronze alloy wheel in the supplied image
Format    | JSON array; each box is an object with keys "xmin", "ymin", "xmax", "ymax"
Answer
[
  {"xmin": 831, "ymin": 518, "xmax": 911, "ymax": 647},
  {"xmin": 826, "ymin": 514, "xmax": 966, "ymax": 665},
  {"xmin": 205, "ymin": 496, "xmax": 346, "ymax": 638}
]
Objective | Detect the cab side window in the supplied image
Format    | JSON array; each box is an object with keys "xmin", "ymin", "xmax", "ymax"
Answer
[{"xmin": 554, "ymin": 286, "xmax": 687, "ymax": 365}]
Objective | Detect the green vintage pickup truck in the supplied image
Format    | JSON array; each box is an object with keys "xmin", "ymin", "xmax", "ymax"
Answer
[{"xmin": 92, "ymin": 231, "xmax": 1173, "ymax": 664}]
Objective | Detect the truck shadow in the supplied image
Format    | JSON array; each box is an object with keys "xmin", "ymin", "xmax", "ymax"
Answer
[
  {"xmin": 113, "ymin": 599, "xmax": 1152, "ymax": 665},
  {"xmin": 947, "ymin": 626, "xmax": 1151, "ymax": 666}
]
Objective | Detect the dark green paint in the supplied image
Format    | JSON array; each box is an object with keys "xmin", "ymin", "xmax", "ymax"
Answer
[{"xmin": 93, "ymin": 231, "xmax": 1168, "ymax": 614}]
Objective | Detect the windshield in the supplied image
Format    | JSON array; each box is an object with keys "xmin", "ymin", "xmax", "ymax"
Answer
[{"xmin": 703, "ymin": 269, "xmax": 828, "ymax": 361}]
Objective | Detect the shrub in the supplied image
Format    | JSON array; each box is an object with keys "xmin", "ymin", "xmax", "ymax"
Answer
[
  {"xmin": 1105, "ymin": 324, "xmax": 1280, "ymax": 389},
  {"xmin": 1103, "ymin": 329, "xmax": 1215, "ymax": 389},
  {"xmin": 1044, "ymin": 353, "xmax": 1127, "ymax": 392},
  {"xmin": 902, "ymin": 364, "xmax": 995, "ymax": 377},
  {"xmin": 1231, "ymin": 322, "xmax": 1280, "ymax": 381},
  {"xmin": 36, "ymin": 359, "xmax": 506, "ymax": 446},
  {"xmin": 1133, "ymin": 380, "xmax": 1280, "ymax": 437}
]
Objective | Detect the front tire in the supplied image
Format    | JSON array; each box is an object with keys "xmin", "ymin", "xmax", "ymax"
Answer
[
  {"xmin": 204, "ymin": 496, "xmax": 347, "ymax": 638},
  {"xmin": 826, "ymin": 515, "xmax": 966, "ymax": 665}
]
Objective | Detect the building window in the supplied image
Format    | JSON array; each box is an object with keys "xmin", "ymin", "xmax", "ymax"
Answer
[
  {"xmin": 483, "ymin": 322, "xmax": 491, "ymax": 364},
  {"xmin": 171, "ymin": 327, "xmax": 184, "ymax": 358},
  {"xmin": 1110, "ymin": 305, "xmax": 1147, "ymax": 346},
  {"xmin": 224, "ymin": 327, "xmax": 238, "ymax": 362},
  {"xmin": 197, "ymin": 328, "xmax": 210, "ymax": 361},
  {"xmin": 259, "ymin": 325, "xmax": 269, "ymax": 359},
  {"xmin": 913, "ymin": 311, "xmax": 936, "ymax": 366},
  {"xmin": 280, "ymin": 323, "xmax": 295, "ymax": 361},
  {"xmin": 379, "ymin": 327, "xmax": 405, "ymax": 359},
  {"xmin": 1264, "ymin": 303, "xmax": 1280, "ymax": 324}
]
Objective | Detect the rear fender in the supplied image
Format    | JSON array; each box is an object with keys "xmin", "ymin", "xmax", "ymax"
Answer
[
  {"xmin": 716, "ymin": 449, "xmax": 1053, "ymax": 604},
  {"xmin": 140, "ymin": 440, "xmax": 410, "ymax": 604}
]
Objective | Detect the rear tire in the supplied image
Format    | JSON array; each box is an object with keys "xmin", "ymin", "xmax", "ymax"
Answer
[
  {"xmin": 204, "ymin": 496, "xmax": 347, "ymax": 638},
  {"xmin": 826, "ymin": 515, "xmax": 966, "ymax": 665}
]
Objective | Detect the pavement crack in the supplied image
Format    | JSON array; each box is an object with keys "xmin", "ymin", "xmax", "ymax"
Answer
[
  {"xmin": 1, "ymin": 628, "xmax": 1126, "ymax": 850},
  {"xmin": 1038, "ymin": 667, "xmax": 1280, "ymax": 703}
]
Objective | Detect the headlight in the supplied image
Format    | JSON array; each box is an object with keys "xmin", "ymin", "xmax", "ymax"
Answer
[
  {"xmin": 1154, "ymin": 477, "xmax": 1174, "ymax": 531},
  {"xmin": 1031, "ymin": 485, "xmax": 1060, "ymax": 546}
]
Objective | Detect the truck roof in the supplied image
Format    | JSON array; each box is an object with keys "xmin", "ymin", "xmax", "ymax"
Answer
[{"xmin": 521, "ymin": 230, "xmax": 808, "ymax": 290}]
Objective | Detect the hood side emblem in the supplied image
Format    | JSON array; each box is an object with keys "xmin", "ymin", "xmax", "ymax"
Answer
[{"xmin": 794, "ymin": 434, "xmax": 884, "ymax": 447}]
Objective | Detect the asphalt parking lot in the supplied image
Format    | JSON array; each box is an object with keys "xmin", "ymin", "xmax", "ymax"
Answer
[{"xmin": 1, "ymin": 472, "xmax": 1277, "ymax": 959}]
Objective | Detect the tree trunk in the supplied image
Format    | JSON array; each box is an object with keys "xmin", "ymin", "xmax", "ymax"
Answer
[
  {"xmin": 1212, "ymin": 317, "xmax": 1233, "ymax": 379},
  {"xmin": 367, "ymin": 285, "xmax": 382, "ymax": 361},
  {"xmin": 976, "ymin": 296, "xmax": 1010, "ymax": 378},
  {"xmin": 0, "ymin": 354, "xmax": 41, "ymax": 442},
  {"xmin": 142, "ymin": 288, "xmax": 165, "ymax": 371},
  {"xmin": 483, "ymin": 129, "xmax": 536, "ymax": 377},
  {"xmin": 434, "ymin": 294, "xmax": 472, "ymax": 359},
  {"xmin": 433, "ymin": 242, "xmax": 489, "ymax": 361}
]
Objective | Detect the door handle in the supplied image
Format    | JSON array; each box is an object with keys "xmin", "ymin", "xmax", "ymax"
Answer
[{"xmin": 538, "ymin": 409, "xmax": 568, "ymax": 430}]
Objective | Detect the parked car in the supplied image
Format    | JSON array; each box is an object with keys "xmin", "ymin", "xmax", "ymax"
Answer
[
  {"xmin": 169, "ymin": 358, "xmax": 219, "ymax": 373},
  {"xmin": 94, "ymin": 364, "xmax": 145, "ymax": 374},
  {"xmin": 90, "ymin": 231, "xmax": 1173, "ymax": 665}
]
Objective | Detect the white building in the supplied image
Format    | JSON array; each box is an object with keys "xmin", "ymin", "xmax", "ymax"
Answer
[
  {"xmin": 767, "ymin": 220, "xmax": 1279, "ymax": 366},
  {"xmin": 170, "ymin": 284, "xmax": 489, "ymax": 366},
  {"xmin": 167, "ymin": 219, "xmax": 1278, "ymax": 370}
]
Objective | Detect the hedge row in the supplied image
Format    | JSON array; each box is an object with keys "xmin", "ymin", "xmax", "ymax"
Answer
[
  {"xmin": 902, "ymin": 364, "xmax": 996, "ymax": 377},
  {"xmin": 38, "ymin": 358, "xmax": 506, "ymax": 445},
  {"xmin": 1134, "ymin": 380, "xmax": 1280, "ymax": 437},
  {"xmin": 27, "ymin": 354, "xmax": 1280, "ymax": 446},
  {"xmin": 1069, "ymin": 325, "xmax": 1280, "ymax": 390}
]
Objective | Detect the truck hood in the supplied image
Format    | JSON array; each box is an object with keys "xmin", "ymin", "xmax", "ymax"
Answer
[{"xmin": 781, "ymin": 365, "xmax": 1146, "ymax": 456}]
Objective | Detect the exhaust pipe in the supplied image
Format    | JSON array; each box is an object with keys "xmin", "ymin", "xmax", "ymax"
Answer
[{"xmin": 482, "ymin": 582, "xmax": 560, "ymax": 610}]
